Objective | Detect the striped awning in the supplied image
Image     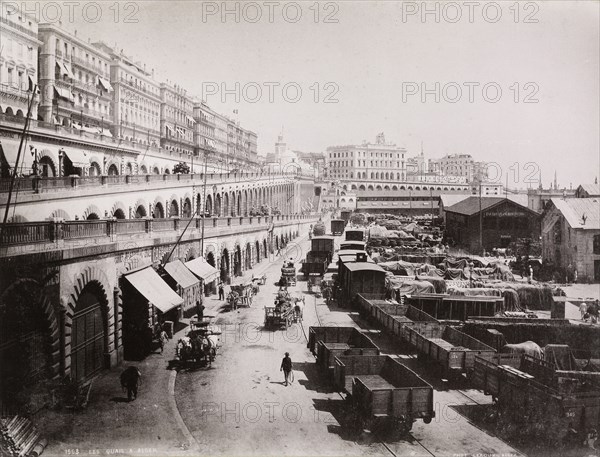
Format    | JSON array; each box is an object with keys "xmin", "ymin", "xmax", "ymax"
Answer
[{"xmin": 124, "ymin": 266, "xmax": 183, "ymax": 313}]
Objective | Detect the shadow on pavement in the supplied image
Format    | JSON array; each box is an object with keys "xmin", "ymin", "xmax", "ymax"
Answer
[
  {"xmin": 311, "ymin": 398, "xmax": 358, "ymax": 442},
  {"xmin": 293, "ymin": 361, "xmax": 336, "ymax": 393},
  {"xmin": 110, "ymin": 396, "xmax": 130, "ymax": 403}
]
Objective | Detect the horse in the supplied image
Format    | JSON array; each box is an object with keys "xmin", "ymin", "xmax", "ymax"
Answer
[
  {"xmin": 501, "ymin": 341, "xmax": 544, "ymax": 359},
  {"xmin": 120, "ymin": 366, "xmax": 142, "ymax": 401},
  {"xmin": 293, "ymin": 299, "xmax": 305, "ymax": 322},
  {"xmin": 227, "ymin": 291, "xmax": 240, "ymax": 310}
]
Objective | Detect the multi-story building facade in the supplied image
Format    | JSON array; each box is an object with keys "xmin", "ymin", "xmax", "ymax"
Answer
[
  {"xmin": 160, "ymin": 82, "xmax": 195, "ymax": 156},
  {"xmin": 38, "ymin": 25, "xmax": 113, "ymax": 135},
  {"xmin": 0, "ymin": 5, "xmax": 42, "ymax": 119},
  {"xmin": 428, "ymin": 153, "xmax": 488, "ymax": 182},
  {"xmin": 107, "ymin": 49, "xmax": 161, "ymax": 149},
  {"xmin": 542, "ymin": 197, "xmax": 600, "ymax": 282},
  {"xmin": 326, "ymin": 133, "xmax": 407, "ymax": 181}
]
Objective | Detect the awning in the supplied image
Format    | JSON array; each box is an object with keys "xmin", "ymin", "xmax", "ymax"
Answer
[
  {"xmin": 54, "ymin": 86, "xmax": 73, "ymax": 101},
  {"xmin": 98, "ymin": 128, "xmax": 113, "ymax": 137},
  {"xmin": 0, "ymin": 138, "xmax": 35, "ymax": 173},
  {"xmin": 98, "ymin": 76, "xmax": 113, "ymax": 92},
  {"xmin": 185, "ymin": 257, "xmax": 219, "ymax": 282},
  {"xmin": 53, "ymin": 116, "xmax": 62, "ymax": 126},
  {"xmin": 165, "ymin": 125, "xmax": 173, "ymax": 135},
  {"xmin": 55, "ymin": 61, "xmax": 67, "ymax": 76},
  {"xmin": 63, "ymin": 62, "xmax": 75, "ymax": 79},
  {"xmin": 186, "ymin": 115, "xmax": 195, "ymax": 124},
  {"xmin": 62, "ymin": 147, "xmax": 90, "ymax": 166},
  {"xmin": 124, "ymin": 266, "xmax": 183, "ymax": 313},
  {"xmin": 164, "ymin": 260, "xmax": 200, "ymax": 289}
]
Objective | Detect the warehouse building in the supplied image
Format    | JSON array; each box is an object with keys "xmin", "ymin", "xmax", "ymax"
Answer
[{"xmin": 445, "ymin": 197, "xmax": 541, "ymax": 253}]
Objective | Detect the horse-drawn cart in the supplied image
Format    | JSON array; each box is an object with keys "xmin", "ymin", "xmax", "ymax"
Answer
[
  {"xmin": 230, "ymin": 282, "xmax": 255, "ymax": 307},
  {"xmin": 264, "ymin": 305, "xmax": 294, "ymax": 329},
  {"xmin": 280, "ymin": 265, "xmax": 296, "ymax": 286},
  {"xmin": 307, "ymin": 273, "xmax": 322, "ymax": 295},
  {"xmin": 176, "ymin": 321, "xmax": 221, "ymax": 366}
]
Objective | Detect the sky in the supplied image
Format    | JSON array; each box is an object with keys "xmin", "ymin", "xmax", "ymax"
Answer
[{"xmin": 24, "ymin": 0, "xmax": 600, "ymax": 188}]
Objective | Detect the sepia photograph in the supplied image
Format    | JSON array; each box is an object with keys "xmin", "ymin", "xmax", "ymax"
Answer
[{"xmin": 0, "ymin": 1, "xmax": 599, "ymax": 456}]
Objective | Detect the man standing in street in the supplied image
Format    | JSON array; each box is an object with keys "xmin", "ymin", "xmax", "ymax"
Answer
[
  {"xmin": 280, "ymin": 352, "xmax": 293, "ymax": 386},
  {"xmin": 196, "ymin": 299, "xmax": 205, "ymax": 321},
  {"xmin": 218, "ymin": 283, "xmax": 225, "ymax": 301}
]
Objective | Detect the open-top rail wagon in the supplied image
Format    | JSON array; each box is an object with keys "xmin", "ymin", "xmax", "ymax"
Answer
[
  {"xmin": 307, "ymin": 326, "xmax": 380, "ymax": 370},
  {"xmin": 333, "ymin": 355, "xmax": 435, "ymax": 436},
  {"xmin": 404, "ymin": 323, "xmax": 496, "ymax": 378},
  {"xmin": 472, "ymin": 353, "xmax": 600, "ymax": 444},
  {"xmin": 356, "ymin": 294, "xmax": 439, "ymax": 339}
]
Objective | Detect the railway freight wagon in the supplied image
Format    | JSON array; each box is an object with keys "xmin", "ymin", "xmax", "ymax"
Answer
[
  {"xmin": 345, "ymin": 229, "xmax": 365, "ymax": 242},
  {"xmin": 406, "ymin": 293, "xmax": 504, "ymax": 321},
  {"xmin": 333, "ymin": 355, "xmax": 435, "ymax": 435},
  {"xmin": 311, "ymin": 236, "xmax": 335, "ymax": 259},
  {"xmin": 338, "ymin": 259, "xmax": 387, "ymax": 306},
  {"xmin": 340, "ymin": 210, "xmax": 351, "ymax": 223},
  {"xmin": 355, "ymin": 295, "xmax": 439, "ymax": 339},
  {"xmin": 473, "ymin": 354, "xmax": 600, "ymax": 444},
  {"xmin": 308, "ymin": 326, "xmax": 380, "ymax": 370},
  {"xmin": 404, "ymin": 324, "xmax": 496, "ymax": 378},
  {"xmin": 302, "ymin": 251, "xmax": 329, "ymax": 277},
  {"xmin": 331, "ymin": 219, "xmax": 345, "ymax": 236},
  {"xmin": 339, "ymin": 240, "xmax": 367, "ymax": 251}
]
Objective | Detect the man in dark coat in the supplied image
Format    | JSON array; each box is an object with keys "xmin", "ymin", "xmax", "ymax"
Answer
[
  {"xmin": 280, "ymin": 352, "xmax": 293, "ymax": 386},
  {"xmin": 218, "ymin": 283, "xmax": 225, "ymax": 300},
  {"xmin": 120, "ymin": 366, "xmax": 142, "ymax": 401}
]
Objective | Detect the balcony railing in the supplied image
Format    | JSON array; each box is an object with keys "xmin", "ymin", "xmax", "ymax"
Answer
[
  {"xmin": 0, "ymin": 214, "xmax": 316, "ymax": 247},
  {"xmin": 0, "ymin": 16, "xmax": 38, "ymax": 38},
  {"xmin": 0, "ymin": 170, "xmax": 307, "ymax": 195}
]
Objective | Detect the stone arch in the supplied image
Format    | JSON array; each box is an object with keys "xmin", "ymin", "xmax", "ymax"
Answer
[
  {"xmin": 359, "ymin": 185, "xmax": 366, "ymax": 191},
  {"xmin": 245, "ymin": 242, "xmax": 252, "ymax": 270},
  {"xmin": 51, "ymin": 208, "xmax": 71, "ymax": 220},
  {"xmin": 215, "ymin": 193, "xmax": 222, "ymax": 217},
  {"xmin": 220, "ymin": 248, "xmax": 230, "ymax": 283},
  {"xmin": 400, "ymin": 186, "xmax": 406, "ymax": 190},
  {"xmin": 133, "ymin": 198, "xmax": 147, "ymax": 218},
  {"xmin": 38, "ymin": 149, "xmax": 58, "ymax": 177},
  {"xmin": 64, "ymin": 266, "xmax": 113, "ymax": 381},
  {"xmin": 230, "ymin": 191, "xmax": 236, "ymax": 216},
  {"xmin": 437, "ymin": 187, "xmax": 442, "ymax": 191},
  {"xmin": 111, "ymin": 201, "xmax": 127, "ymax": 219},
  {"xmin": 0, "ymin": 279, "xmax": 61, "ymax": 384},
  {"xmin": 185, "ymin": 245, "xmax": 198, "ymax": 261},
  {"xmin": 255, "ymin": 240, "xmax": 261, "ymax": 263},
  {"xmin": 223, "ymin": 193, "xmax": 229, "ymax": 217},
  {"xmin": 153, "ymin": 201, "xmax": 165, "ymax": 219},
  {"xmin": 205, "ymin": 194, "xmax": 213, "ymax": 216},
  {"xmin": 107, "ymin": 163, "xmax": 119, "ymax": 175},
  {"xmin": 206, "ymin": 251, "xmax": 216, "ymax": 268},
  {"xmin": 368, "ymin": 185, "xmax": 374, "ymax": 191},
  {"xmin": 169, "ymin": 199, "xmax": 179, "ymax": 217},
  {"xmin": 443, "ymin": 187, "xmax": 449, "ymax": 191},
  {"xmin": 88, "ymin": 161, "xmax": 102, "ymax": 177},
  {"xmin": 263, "ymin": 239, "xmax": 268, "ymax": 258},
  {"xmin": 139, "ymin": 164, "xmax": 148, "ymax": 174},
  {"xmin": 152, "ymin": 166, "xmax": 160, "ymax": 175},
  {"xmin": 415, "ymin": 186, "xmax": 421, "ymax": 191},
  {"xmin": 384, "ymin": 185, "xmax": 390, "ymax": 190},
  {"xmin": 233, "ymin": 244, "xmax": 242, "ymax": 276},
  {"xmin": 392, "ymin": 185, "xmax": 398, "ymax": 190},
  {"xmin": 376, "ymin": 185, "xmax": 382, "ymax": 190},
  {"xmin": 351, "ymin": 184, "xmax": 357, "ymax": 190},
  {"xmin": 83, "ymin": 204, "xmax": 102, "ymax": 220},
  {"xmin": 450, "ymin": 187, "xmax": 455, "ymax": 191},
  {"xmin": 182, "ymin": 197, "xmax": 192, "ymax": 218}
]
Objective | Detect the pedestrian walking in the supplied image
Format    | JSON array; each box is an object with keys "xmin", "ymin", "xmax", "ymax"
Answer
[
  {"xmin": 120, "ymin": 366, "xmax": 142, "ymax": 402},
  {"xmin": 218, "ymin": 283, "xmax": 225, "ymax": 301},
  {"xmin": 276, "ymin": 246, "xmax": 282, "ymax": 257},
  {"xmin": 159, "ymin": 329, "xmax": 169, "ymax": 354},
  {"xmin": 581, "ymin": 302, "xmax": 588, "ymax": 321},
  {"xmin": 280, "ymin": 352, "xmax": 293, "ymax": 386}
]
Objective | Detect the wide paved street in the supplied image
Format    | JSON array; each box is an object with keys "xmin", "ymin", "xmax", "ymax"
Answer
[{"xmin": 174, "ymin": 234, "xmax": 526, "ymax": 457}]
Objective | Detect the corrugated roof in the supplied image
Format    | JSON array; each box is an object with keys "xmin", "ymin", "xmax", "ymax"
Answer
[
  {"xmin": 550, "ymin": 198, "xmax": 600, "ymax": 230},
  {"xmin": 164, "ymin": 260, "xmax": 199, "ymax": 289},
  {"xmin": 577, "ymin": 184, "xmax": 600, "ymax": 197},
  {"xmin": 445, "ymin": 197, "xmax": 534, "ymax": 216},
  {"xmin": 440, "ymin": 194, "xmax": 470, "ymax": 208}
]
